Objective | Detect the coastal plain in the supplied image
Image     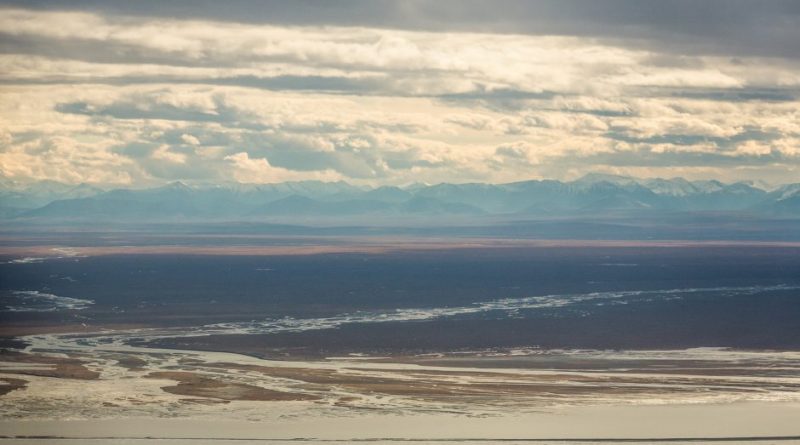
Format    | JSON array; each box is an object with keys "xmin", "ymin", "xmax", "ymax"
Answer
[{"xmin": 1, "ymin": 237, "xmax": 799, "ymax": 442}]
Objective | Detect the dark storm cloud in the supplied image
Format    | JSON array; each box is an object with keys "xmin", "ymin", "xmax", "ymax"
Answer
[
  {"xmin": 585, "ymin": 146, "xmax": 788, "ymax": 168},
  {"xmin": 0, "ymin": 73, "xmax": 388, "ymax": 97},
  {"xmin": 605, "ymin": 127, "xmax": 782, "ymax": 148},
  {"xmin": 0, "ymin": 33, "xmax": 208, "ymax": 67},
  {"xmin": 4, "ymin": 0, "xmax": 800, "ymax": 58},
  {"xmin": 656, "ymin": 87, "xmax": 800, "ymax": 103},
  {"xmin": 57, "ymin": 101, "xmax": 229, "ymax": 123},
  {"xmin": 240, "ymin": 132, "xmax": 444, "ymax": 179},
  {"xmin": 54, "ymin": 95, "xmax": 268, "ymax": 130}
]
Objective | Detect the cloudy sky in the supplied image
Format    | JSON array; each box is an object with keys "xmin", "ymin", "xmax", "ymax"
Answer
[{"xmin": 1, "ymin": 0, "xmax": 799, "ymax": 186}]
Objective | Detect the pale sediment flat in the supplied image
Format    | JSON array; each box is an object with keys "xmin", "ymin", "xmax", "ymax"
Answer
[
  {"xmin": 1, "ymin": 329, "xmax": 800, "ymax": 443},
  {"xmin": 1, "ymin": 402, "xmax": 800, "ymax": 443}
]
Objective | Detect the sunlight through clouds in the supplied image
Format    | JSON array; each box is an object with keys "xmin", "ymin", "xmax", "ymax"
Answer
[{"xmin": 0, "ymin": 2, "xmax": 799, "ymax": 186}]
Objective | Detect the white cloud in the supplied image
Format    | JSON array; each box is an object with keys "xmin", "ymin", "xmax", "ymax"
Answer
[
  {"xmin": 0, "ymin": 7, "xmax": 799, "ymax": 186},
  {"xmin": 180, "ymin": 134, "xmax": 200, "ymax": 145},
  {"xmin": 223, "ymin": 152, "xmax": 342, "ymax": 183},
  {"xmin": 151, "ymin": 145, "xmax": 188, "ymax": 164}
]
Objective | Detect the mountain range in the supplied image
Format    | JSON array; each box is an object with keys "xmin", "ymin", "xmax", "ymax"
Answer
[{"xmin": 2, "ymin": 173, "xmax": 799, "ymax": 223}]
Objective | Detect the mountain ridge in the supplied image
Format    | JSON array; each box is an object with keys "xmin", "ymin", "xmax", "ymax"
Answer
[{"xmin": 3, "ymin": 174, "xmax": 799, "ymax": 222}]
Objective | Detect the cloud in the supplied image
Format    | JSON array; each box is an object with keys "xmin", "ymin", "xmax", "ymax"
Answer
[
  {"xmin": 6, "ymin": 8, "xmax": 800, "ymax": 99},
  {"xmin": 0, "ymin": 135, "xmax": 139, "ymax": 184},
  {"xmin": 5, "ymin": 0, "xmax": 799, "ymax": 59},
  {"xmin": 0, "ymin": 5, "xmax": 799, "ymax": 186},
  {"xmin": 224, "ymin": 151, "xmax": 342, "ymax": 183},
  {"xmin": 151, "ymin": 145, "xmax": 188, "ymax": 164}
]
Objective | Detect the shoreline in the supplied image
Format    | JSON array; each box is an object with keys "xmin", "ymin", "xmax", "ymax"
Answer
[{"xmin": 4, "ymin": 238, "xmax": 800, "ymax": 260}]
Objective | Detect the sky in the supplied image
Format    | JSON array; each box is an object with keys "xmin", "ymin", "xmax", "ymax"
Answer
[{"xmin": 0, "ymin": 0, "xmax": 799, "ymax": 187}]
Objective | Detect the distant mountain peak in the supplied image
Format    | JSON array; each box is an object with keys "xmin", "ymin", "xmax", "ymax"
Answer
[
  {"xmin": 574, "ymin": 173, "xmax": 638, "ymax": 185},
  {"xmin": 4, "ymin": 176, "xmax": 800, "ymax": 221},
  {"xmin": 163, "ymin": 181, "xmax": 191, "ymax": 190}
]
